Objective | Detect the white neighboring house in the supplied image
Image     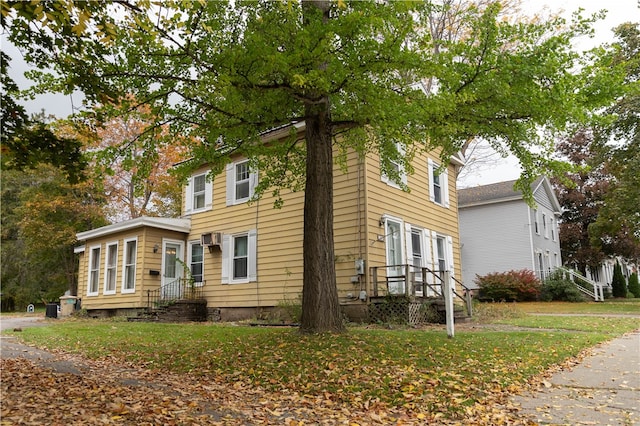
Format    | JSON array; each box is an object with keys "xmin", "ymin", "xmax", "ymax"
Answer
[{"xmin": 458, "ymin": 176, "xmax": 562, "ymax": 290}]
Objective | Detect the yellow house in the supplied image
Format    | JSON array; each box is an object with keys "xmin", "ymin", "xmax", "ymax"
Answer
[{"xmin": 75, "ymin": 123, "xmax": 467, "ymax": 321}]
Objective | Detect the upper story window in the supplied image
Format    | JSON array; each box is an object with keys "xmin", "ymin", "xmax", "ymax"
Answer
[
  {"xmin": 428, "ymin": 159, "xmax": 449, "ymax": 208},
  {"xmin": 184, "ymin": 171, "xmax": 212, "ymax": 214},
  {"xmin": 104, "ymin": 242, "xmax": 118, "ymax": 295},
  {"xmin": 380, "ymin": 143, "xmax": 407, "ymax": 189},
  {"xmin": 88, "ymin": 245, "xmax": 101, "ymax": 296},
  {"xmin": 533, "ymin": 209, "xmax": 539, "ymax": 234},
  {"xmin": 542, "ymin": 213, "xmax": 548, "ymax": 238},
  {"xmin": 551, "ymin": 218, "xmax": 556, "ymax": 241},
  {"xmin": 226, "ymin": 159, "xmax": 257, "ymax": 206},
  {"xmin": 122, "ymin": 238, "xmax": 137, "ymax": 293}
]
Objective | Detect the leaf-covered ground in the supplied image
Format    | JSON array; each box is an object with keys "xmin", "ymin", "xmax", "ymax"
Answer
[{"xmin": 2, "ymin": 315, "xmax": 638, "ymax": 425}]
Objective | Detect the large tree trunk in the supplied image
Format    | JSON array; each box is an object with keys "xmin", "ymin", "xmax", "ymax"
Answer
[
  {"xmin": 299, "ymin": 0, "xmax": 344, "ymax": 334},
  {"xmin": 300, "ymin": 102, "xmax": 344, "ymax": 334}
]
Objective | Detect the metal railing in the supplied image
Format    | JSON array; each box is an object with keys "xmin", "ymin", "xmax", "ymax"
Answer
[
  {"xmin": 555, "ymin": 267, "xmax": 604, "ymax": 301},
  {"xmin": 370, "ymin": 264, "xmax": 473, "ymax": 316},
  {"xmin": 146, "ymin": 279, "xmax": 206, "ymax": 311}
]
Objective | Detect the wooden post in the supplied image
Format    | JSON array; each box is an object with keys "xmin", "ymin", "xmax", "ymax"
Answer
[
  {"xmin": 372, "ymin": 267, "xmax": 378, "ymax": 297},
  {"xmin": 443, "ymin": 271, "xmax": 454, "ymax": 338}
]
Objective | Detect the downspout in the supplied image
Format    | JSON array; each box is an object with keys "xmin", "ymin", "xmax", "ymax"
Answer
[{"xmin": 361, "ymin": 153, "xmax": 370, "ymax": 299}]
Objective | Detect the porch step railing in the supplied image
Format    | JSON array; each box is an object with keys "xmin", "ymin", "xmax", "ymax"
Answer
[
  {"xmin": 146, "ymin": 279, "xmax": 206, "ymax": 312},
  {"xmin": 370, "ymin": 264, "xmax": 473, "ymax": 317},
  {"xmin": 555, "ymin": 267, "xmax": 604, "ymax": 301}
]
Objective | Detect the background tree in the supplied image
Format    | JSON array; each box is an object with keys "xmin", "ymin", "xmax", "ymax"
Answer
[
  {"xmin": 1, "ymin": 165, "xmax": 107, "ymax": 309},
  {"xmin": 3, "ymin": 1, "xmax": 621, "ymax": 332},
  {"xmin": 611, "ymin": 262, "xmax": 627, "ymax": 298},
  {"xmin": 589, "ymin": 23, "xmax": 640, "ymax": 256},
  {"xmin": 553, "ymin": 130, "xmax": 608, "ymax": 275},
  {"xmin": 628, "ymin": 272, "xmax": 640, "ymax": 298},
  {"xmin": 58, "ymin": 107, "xmax": 185, "ymax": 222}
]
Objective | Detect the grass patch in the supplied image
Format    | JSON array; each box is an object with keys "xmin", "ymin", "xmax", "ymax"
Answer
[
  {"xmin": 8, "ymin": 313, "xmax": 638, "ymax": 418},
  {"xmin": 514, "ymin": 300, "xmax": 640, "ymax": 314}
]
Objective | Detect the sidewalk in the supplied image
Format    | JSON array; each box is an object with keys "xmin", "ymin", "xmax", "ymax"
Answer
[{"xmin": 512, "ymin": 330, "xmax": 640, "ymax": 426}]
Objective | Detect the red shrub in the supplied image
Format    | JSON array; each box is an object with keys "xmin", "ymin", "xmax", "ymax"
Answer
[{"xmin": 475, "ymin": 269, "xmax": 542, "ymax": 302}]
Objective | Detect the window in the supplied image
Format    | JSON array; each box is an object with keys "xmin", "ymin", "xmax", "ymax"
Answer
[
  {"xmin": 380, "ymin": 143, "xmax": 407, "ymax": 188},
  {"xmin": 221, "ymin": 230, "xmax": 257, "ymax": 284},
  {"xmin": 189, "ymin": 242, "xmax": 204, "ymax": 286},
  {"xmin": 88, "ymin": 246, "xmax": 101, "ymax": 296},
  {"xmin": 533, "ymin": 209, "xmax": 539, "ymax": 234},
  {"xmin": 104, "ymin": 242, "xmax": 118, "ymax": 294},
  {"xmin": 184, "ymin": 172, "xmax": 212, "ymax": 214},
  {"xmin": 193, "ymin": 175, "xmax": 206, "ymax": 210},
  {"xmin": 431, "ymin": 233, "xmax": 455, "ymax": 282},
  {"xmin": 226, "ymin": 160, "xmax": 257, "ymax": 206},
  {"xmin": 428, "ymin": 159, "xmax": 449, "ymax": 207},
  {"xmin": 550, "ymin": 218, "xmax": 555, "ymax": 241},
  {"xmin": 233, "ymin": 235, "xmax": 248, "ymax": 279},
  {"xmin": 542, "ymin": 213, "xmax": 548, "ymax": 238},
  {"xmin": 122, "ymin": 238, "xmax": 137, "ymax": 293}
]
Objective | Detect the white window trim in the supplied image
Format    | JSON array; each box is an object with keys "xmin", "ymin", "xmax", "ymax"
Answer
[
  {"xmin": 187, "ymin": 240, "xmax": 205, "ymax": 287},
  {"xmin": 103, "ymin": 241, "xmax": 118, "ymax": 295},
  {"xmin": 121, "ymin": 237, "xmax": 138, "ymax": 294},
  {"xmin": 87, "ymin": 245, "xmax": 101, "ymax": 297},
  {"xmin": 226, "ymin": 160, "xmax": 258, "ymax": 206},
  {"xmin": 184, "ymin": 171, "xmax": 213, "ymax": 215},
  {"xmin": 380, "ymin": 143, "xmax": 407, "ymax": 189},
  {"xmin": 221, "ymin": 229, "xmax": 257, "ymax": 284},
  {"xmin": 542, "ymin": 213, "xmax": 548, "ymax": 239},
  {"xmin": 533, "ymin": 209, "xmax": 540, "ymax": 235},
  {"xmin": 428, "ymin": 159, "xmax": 449, "ymax": 208},
  {"xmin": 430, "ymin": 233, "xmax": 455, "ymax": 279}
]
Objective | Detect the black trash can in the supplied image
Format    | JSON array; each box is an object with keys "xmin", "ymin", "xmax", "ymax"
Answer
[{"xmin": 45, "ymin": 303, "xmax": 58, "ymax": 318}]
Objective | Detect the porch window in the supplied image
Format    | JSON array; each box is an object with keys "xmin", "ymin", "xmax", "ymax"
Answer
[
  {"xmin": 428, "ymin": 159, "xmax": 449, "ymax": 207},
  {"xmin": 104, "ymin": 242, "xmax": 118, "ymax": 295},
  {"xmin": 189, "ymin": 242, "xmax": 204, "ymax": 285},
  {"xmin": 226, "ymin": 160, "xmax": 257, "ymax": 206},
  {"xmin": 221, "ymin": 230, "xmax": 257, "ymax": 284},
  {"xmin": 122, "ymin": 238, "xmax": 137, "ymax": 293},
  {"xmin": 88, "ymin": 246, "xmax": 101, "ymax": 296}
]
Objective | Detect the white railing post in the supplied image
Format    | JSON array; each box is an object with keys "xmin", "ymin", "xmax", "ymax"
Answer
[{"xmin": 443, "ymin": 271, "xmax": 454, "ymax": 338}]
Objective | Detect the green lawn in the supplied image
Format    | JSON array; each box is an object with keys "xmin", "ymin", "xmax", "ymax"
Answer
[{"xmin": 7, "ymin": 305, "xmax": 639, "ymax": 419}]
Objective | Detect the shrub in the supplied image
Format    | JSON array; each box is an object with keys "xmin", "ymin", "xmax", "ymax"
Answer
[
  {"xmin": 475, "ymin": 269, "xmax": 541, "ymax": 302},
  {"xmin": 627, "ymin": 273, "xmax": 640, "ymax": 298},
  {"xmin": 611, "ymin": 262, "xmax": 627, "ymax": 298},
  {"xmin": 541, "ymin": 271, "xmax": 586, "ymax": 302}
]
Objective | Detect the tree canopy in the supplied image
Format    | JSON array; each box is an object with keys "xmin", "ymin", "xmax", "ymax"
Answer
[{"xmin": 2, "ymin": 0, "xmax": 624, "ymax": 332}]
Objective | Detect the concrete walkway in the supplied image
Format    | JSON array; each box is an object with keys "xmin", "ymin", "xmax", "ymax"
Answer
[{"xmin": 512, "ymin": 330, "xmax": 640, "ymax": 426}]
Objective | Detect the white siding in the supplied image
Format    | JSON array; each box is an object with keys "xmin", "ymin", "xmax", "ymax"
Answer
[{"xmin": 459, "ymin": 200, "xmax": 533, "ymax": 288}]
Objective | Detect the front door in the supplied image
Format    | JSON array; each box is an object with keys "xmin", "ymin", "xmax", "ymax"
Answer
[
  {"xmin": 162, "ymin": 240, "xmax": 185, "ymax": 299},
  {"xmin": 385, "ymin": 219, "xmax": 404, "ymax": 294}
]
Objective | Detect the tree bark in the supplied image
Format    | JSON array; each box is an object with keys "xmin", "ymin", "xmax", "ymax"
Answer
[
  {"xmin": 300, "ymin": 0, "xmax": 344, "ymax": 334},
  {"xmin": 300, "ymin": 101, "xmax": 344, "ymax": 334}
]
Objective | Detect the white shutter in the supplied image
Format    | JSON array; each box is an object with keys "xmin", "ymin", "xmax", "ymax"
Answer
[
  {"xmin": 423, "ymin": 229, "xmax": 433, "ymax": 285},
  {"xmin": 184, "ymin": 177, "xmax": 193, "ymax": 214},
  {"xmin": 248, "ymin": 229, "xmax": 257, "ymax": 282},
  {"xmin": 427, "ymin": 159, "xmax": 435, "ymax": 202},
  {"xmin": 225, "ymin": 163, "xmax": 234, "ymax": 206},
  {"xmin": 221, "ymin": 234, "xmax": 230, "ymax": 284},
  {"xmin": 249, "ymin": 171, "xmax": 258, "ymax": 199},
  {"xmin": 205, "ymin": 175, "xmax": 213, "ymax": 210},
  {"xmin": 446, "ymin": 236, "xmax": 455, "ymax": 278},
  {"xmin": 442, "ymin": 168, "xmax": 450, "ymax": 208},
  {"xmin": 404, "ymin": 223, "xmax": 413, "ymax": 268}
]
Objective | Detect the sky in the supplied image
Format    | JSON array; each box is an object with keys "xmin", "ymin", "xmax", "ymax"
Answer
[{"xmin": 4, "ymin": 0, "xmax": 639, "ymax": 186}]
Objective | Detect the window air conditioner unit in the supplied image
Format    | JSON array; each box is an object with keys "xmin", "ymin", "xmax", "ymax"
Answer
[{"xmin": 201, "ymin": 232, "xmax": 222, "ymax": 252}]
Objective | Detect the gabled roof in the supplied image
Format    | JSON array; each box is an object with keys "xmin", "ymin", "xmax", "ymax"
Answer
[
  {"xmin": 76, "ymin": 216, "xmax": 191, "ymax": 241},
  {"xmin": 458, "ymin": 176, "xmax": 561, "ymax": 213}
]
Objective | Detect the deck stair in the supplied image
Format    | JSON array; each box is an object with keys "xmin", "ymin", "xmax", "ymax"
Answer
[
  {"xmin": 128, "ymin": 279, "xmax": 207, "ymax": 323},
  {"xmin": 556, "ymin": 267, "xmax": 605, "ymax": 301}
]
